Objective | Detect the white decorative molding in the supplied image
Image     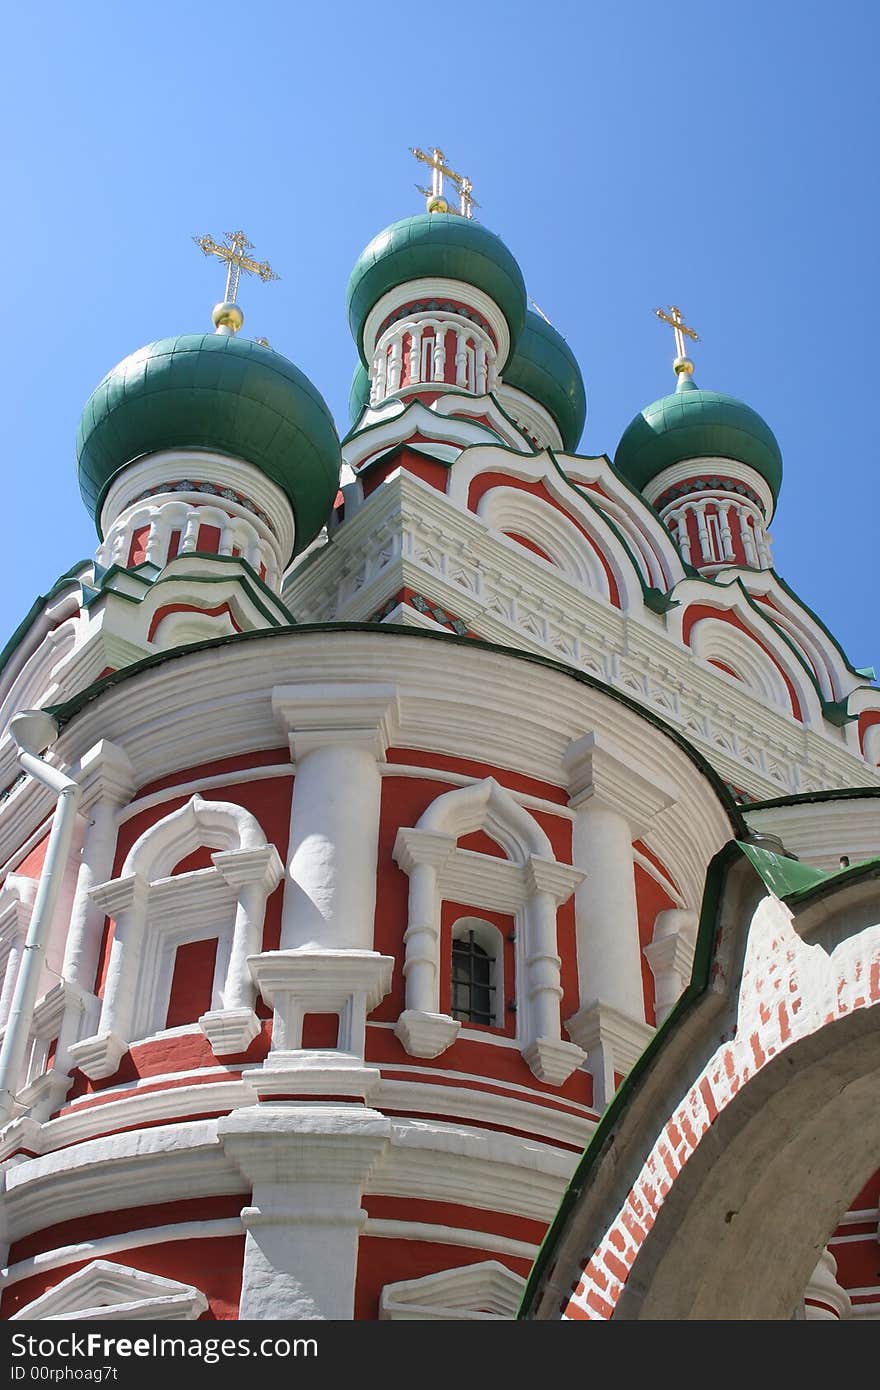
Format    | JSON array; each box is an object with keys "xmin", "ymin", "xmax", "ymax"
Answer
[
  {"xmin": 248, "ymin": 948, "xmax": 393, "ymax": 1101},
  {"xmin": 99, "ymin": 450, "xmax": 296, "ymax": 570},
  {"xmin": 493, "ymin": 383, "xmax": 563, "ymax": 451},
  {"xmin": 380, "ymin": 1260, "xmax": 525, "ymax": 1319},
  {"xmin": 565, "ymin": 1000, "xmax": 655, "ymax": 1110},
  {"xmin": 272, "ymin": 682, "xmax": 401, "ymax": 763},
  {"xmin": 14, "ymin": 1260, "xmax": 207, "ymax": 1324},
  {"xmin": 11, "ymin": 1259, "xmax": 209, "ymax": 1321},
  {"xmin": 804, "ymin": 1247, "xmax": 852, "ymax": 1320},
  {"xmin": 219, "ymin": 1103, "xmax": 391, "ymax": 1320},
  {"xmin": 642, "ymin": 455, "xmax": 776, "ymax": 523},
  {"xmin": 361, "ymin": 277, "xmax": 513, "ymax": 372},
  {"xmin": 644, "ymin": 909, "xmax": 698, "ymax": 1023}
]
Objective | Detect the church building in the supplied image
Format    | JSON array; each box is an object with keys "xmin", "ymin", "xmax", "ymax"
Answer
[{"xmin": 0, "ymin": 150, "xmax": 877, "ymax": 1321}]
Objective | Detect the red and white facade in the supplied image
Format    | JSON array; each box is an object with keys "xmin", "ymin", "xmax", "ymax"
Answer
[{"xmin": 0, "ymin": 246, "xmax": 878, "ymax": 1322}]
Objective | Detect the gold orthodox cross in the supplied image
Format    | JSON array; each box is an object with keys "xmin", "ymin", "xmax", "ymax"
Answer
[
  {"xmin": 411, "ymin": 147, "xmax": 478, "ymax": 218},
  {"xmin": 655, "ymin": 304, "xmax": 699, "ymax": 362},
  {"xmin": 193, "ymin": 230, "xmax": 280, "ymax": 304}
]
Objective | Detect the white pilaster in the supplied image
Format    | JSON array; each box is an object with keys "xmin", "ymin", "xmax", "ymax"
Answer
[
  {"xmin": 55, "ymin": 741, "xmax": 135, "ymax": 1073},
  {"xmin": 563, "ymin": 732, "xmax": 675, "ymax": 1104},
  {"xmin": 272, "ymin": 683, "xmax": 400, "ymax": 953},
  {"xmin": 219, "ymin": 1104, "xmax": 390, "ymax": 1320}
]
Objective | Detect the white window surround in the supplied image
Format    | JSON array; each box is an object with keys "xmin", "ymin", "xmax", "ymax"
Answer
[
  {"xmin": 0, "ymin": 875, "xmax": 37, "ymax": 1029},
  {"xmin": 11, "ymin": 1259, "xmax": 209, "ymax": 1321},
  {"xmin": 380, "ymin": 1260, "xmax": 526, "ymax": 1319},
  {"xmin": 67, "ymin": 795, "xmax": 283, "ymax": 1079},
  {"xmin": 451, "ymin": 915, "xmax": 505, "ymax": 1028},
  {"xmin": 393, "ymin": 777, "xmax": 586, "ymax": 1086}
]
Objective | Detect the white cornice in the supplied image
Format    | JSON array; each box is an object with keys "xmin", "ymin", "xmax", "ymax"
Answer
[
  {"xmin": 642, "ymin": 456, "xmax": 775, "ymax": 521},
  {"xmin": 100, "ymin": 450, "xmax": 296, "ymax": 562},
  {"xmin": 362, "ymin": 278, "xmax": 512, "ymax": 370}
]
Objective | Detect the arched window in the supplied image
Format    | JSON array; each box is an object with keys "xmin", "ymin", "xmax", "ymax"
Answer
[{"xmin": 451, "ymin": 917, "xmax": 502, "ymax": 1027}]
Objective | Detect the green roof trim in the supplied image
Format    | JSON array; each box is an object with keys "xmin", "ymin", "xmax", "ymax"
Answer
[
  {"xmin": 501, "ymin": 310, "xmax": 587, "ymax": 451},
  {"xmin": 614, "ymin": 374, "xmax": 783, "ymax": 501},
  {"xmin": 76, "ymin": 334, "xmax": 342, "ymax": 559},
  {"xmin": 737, "ymin": 841, "xmax": 828, "ymax": 898},
  {"xmin": 746, "ymin": 784, "xmax": 880, "ymax": 812},
  {"xmin": 346, "ymin": 214, "xmax": 527, "ymax": 366}
]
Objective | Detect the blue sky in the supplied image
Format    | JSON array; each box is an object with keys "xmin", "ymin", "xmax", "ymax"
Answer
[{"xmin": 2, "ymin": 1, "xmax": 877, "ymax": 674}]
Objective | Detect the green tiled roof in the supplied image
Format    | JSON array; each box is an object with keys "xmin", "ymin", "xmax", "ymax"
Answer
[
  {"xmin": 76, "ymin": 334, "xmax": 341, "ymax": 558},
  {"xmin": 501, "ymin": 310, "xmax": 587, "ymax": 451},
  {"xmin": 614, "ymin": 374, "xmax": 783, "ymax": 499},
  {"xmin": 346, "ymin": 214, "xmax": 527, "ymax": 365}
]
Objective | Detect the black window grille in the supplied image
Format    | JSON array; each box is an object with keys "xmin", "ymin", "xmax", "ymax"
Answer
[{"xmin": 451, "ymin": 931, "xmax": 495, "ymax": 1025}]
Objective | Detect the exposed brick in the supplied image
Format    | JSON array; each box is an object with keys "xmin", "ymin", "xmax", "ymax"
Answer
[
  {"xmin": 604, "ymin": 1250, "xmax": 631, "ymax": 1284},
  {"xmin": 586, "ymin": 1287, "xmax": 616, "ymax": 1319}
]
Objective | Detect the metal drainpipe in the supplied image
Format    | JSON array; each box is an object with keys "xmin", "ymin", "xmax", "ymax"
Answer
[{"xmin": 0, "ymin": 710, "xmax": 81, "ymax": 1124}]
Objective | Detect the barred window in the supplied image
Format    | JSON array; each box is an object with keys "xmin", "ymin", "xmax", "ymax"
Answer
[{"xmin": 451, "ymin": 930, "xmax": 495, "ymax": 1026}]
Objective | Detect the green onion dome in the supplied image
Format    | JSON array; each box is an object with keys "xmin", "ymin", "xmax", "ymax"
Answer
[
  {"xmin": 614, "ymin": 373, "xmax": 783, "ymax": 500},
  {"xmin": 76, "ymin": 334, "xmax": 342, "ymax": 557},
  {"xmin": 346, "ymin": 213, "xmax": 527, "ymax": 366},
  {"xmin": 501, "ymin": 310, "xmax": 587, "ymax": 451},
  {"xmin": 349, "ymin": 362, "xmax": 372, "ymax": 424}
]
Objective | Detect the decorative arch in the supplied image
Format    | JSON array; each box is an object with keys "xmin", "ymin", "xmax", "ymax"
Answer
[
  {"xmin": 418, "ymin": 776, "xmax": 553, "ymax": 862},
  {"xmin": 68, "ymin": 795, "xmax": 283, "ymax": 1080},
  {"xmin": 477, "ymin": 486, "xmax": 611, "ymax": 600},
  {"xmin": 562, "ymin": 459, "xmax": 686, "ymax": 594},
  {"xmin": 447, "ymin": 449, "xmax": 648, "ymax": 614},
  {"xmin": 690, "ymin": 617, "xmax": 793, "ymax": 712},
  {"xmin": 393, "ymin": 778, "xmax": 585, "ymax": 1084},
  {"xmin": 670, "ymin": 584, "xmax": 826, "ymax": 727},
  {"xmin": 121, "ymin": 794, "xmax": 265, "ymax": 880}
]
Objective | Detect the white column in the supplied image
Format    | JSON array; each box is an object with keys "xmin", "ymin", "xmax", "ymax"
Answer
[
  {"xmin": 717, "ymin": 503, "xmax": 734, "ymax": 561},
  {"xmin": 563, "ymin": 733, "xmax": 675, "ymax": 1105},
  {"xmin": 373, "ymin": 348, "xmax": 387, "ymax": 403},
  {"xmin": 55, "ymin": 742, "xmax": 135, "ymax": 1071},
  {"xmin": 739, "ymin": 507, "xmax": 759, "ymax": 566},
  {"xmin": 804, "ymin": 1248, "xmax": 852, "ymax": 1320},
  {"xmin": 273, "ymin": 684, "xmax": 400, "ymax": 952},
  {"xmin": 198, "ymin": 846, "xmax": 284, "ymax": 1058},
  {"xmin": 407, "ymin": 326, "xmax": 422, "ymax": 385},
  {"xmin": 387, "ymin": 336, "xmax": 403, "ymax": 393},
  {"xmin": 391, "ymin": 829, "xmax": 460, "ymax": 1059},
  {"xmin": 523, "ymin": 872, "xmax": 563, "ymax": 1042},
  {"xmin": 572, "ymin": 799, "xmax": 643, "ymax": 1015},
  {"xmin": 180, "ymin": 509, "xmax": 201, "ymax": 554},
  {"xmin": 475, "ymin": 344, "xmax": 488, "ymax": 395},
  {"xmin": 455, "ymin": 330, "xmax": 468, "ymax": 387},
  {"xmin": 692, "ymin": 502, "xmax": 711, "ymax": 563},
  {"xmin": 144, "ymin": 513, "xmax": 166, "ymax": 568},
  {"xmin": 67, "ymin": 874, "xmax": 149, "ymax": 1079},
  {"xmin": 0, "ymin": 902, "xmax": 31, "ymax": 1030},
  {"xmin": 219, "ymin": 1105, "xmax": 390, "ymax": 1321},
  {"xmin": 667, "ymin": 508, "xmax": 692, "ymax": 565},
  {"xmin": 432, "ymin": 324, "xmax": 446, "ymax": 382}
]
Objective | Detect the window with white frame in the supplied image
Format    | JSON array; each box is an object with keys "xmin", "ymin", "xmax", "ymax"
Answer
[{"xmin": 451, "ymin": 916, "xmax": 503, "ymax": 1027}]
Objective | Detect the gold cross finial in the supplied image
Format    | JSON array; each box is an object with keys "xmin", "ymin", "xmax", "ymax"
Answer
[
  {"xmin": 655, "ymin": 304, "xmax": 699, "ymax": 376},
  {"xmin": 410, "ymin": 146, "xmax": 479, "ymax": 219},
  {"xmin": 193, "ymin": 229, "xmax": 280, "ymax": 335}
]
